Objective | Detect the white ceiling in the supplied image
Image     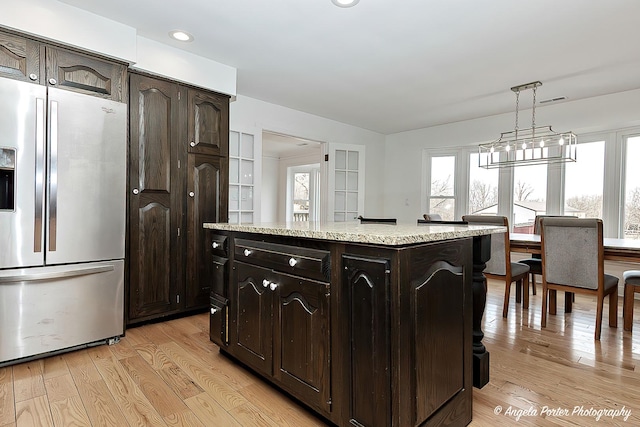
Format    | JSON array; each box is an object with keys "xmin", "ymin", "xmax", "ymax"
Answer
[{"xmin": 59, "ymin": 0, "xmax": 640, "ymax": 135}]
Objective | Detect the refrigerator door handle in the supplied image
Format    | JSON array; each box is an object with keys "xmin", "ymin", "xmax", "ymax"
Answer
[
  {"xmin": 0, "ymin": 264, "xmax": 115, "ymax": 284},
  {"xmin": 48, "ymin": 99, "xmax": 59, "ymax": 252},
  {"xmin": 34, "ymin": 98, "xmax": 46, "ymax": 253}
]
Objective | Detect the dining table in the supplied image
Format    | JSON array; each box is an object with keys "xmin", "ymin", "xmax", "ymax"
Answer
[
  {"xmin": 510, "ymin": 233, "xmax": 640, "ymax": 262},
  {"xmin": 510, "ymin": 232, "xmax": 640, "ymax": 313}
]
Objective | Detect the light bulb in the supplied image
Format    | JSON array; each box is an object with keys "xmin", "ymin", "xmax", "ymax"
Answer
[
  {"xmin": 540, "ymin": 139, "xmax": 545, "ymax": 148},
  {"xmin": 505, "ymin": 144, "xmax": 511, "ymax": 152},
  {"xmin": 522, "ymin": 142, "xmax": 527, "ymax": 149},
  {"xmin": 559, "ymin": 137, "xmax": 565, "ymax": 146},
  {"xmin": 490, "ymin": 146, "xmax": 495, "ymax": 153}
]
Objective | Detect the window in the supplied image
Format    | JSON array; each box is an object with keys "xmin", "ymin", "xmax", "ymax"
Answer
[
  {"xmin": 229, "ymin": 131, "xmax": 254, "ymax": 224},
  {"xmin": 512, "ymin": 164, "xmax": 547, "ymax": 232},
  {"xmin": 469, "ymin": 153, "xmax": 499, "ymax": 214},
  {"xmin": 624, "ymin": 135, "xmax": 640, "ymax": 239},
  {"xmin": 428, "ymin": 155, "xmax": 455, "ymax": 220},
  {"xmin": 564, "ymin": 141, "xmax": 604, "ymax": 219}
]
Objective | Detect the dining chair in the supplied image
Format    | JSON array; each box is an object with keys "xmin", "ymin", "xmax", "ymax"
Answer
[
  {"xmin": 540, "ymin": 217, "xmax": 618, "ymax": 340},
  {"xmin": 519, "ymin": 215, "xmax": 577, "ymax": 295},
  {"xmin": 423, "ymin": 213, "xmax": 442, "ymax": 221},
  {"xmin": 357, "ymin": 216, "xmax": 397, "ymax": 224},
  {"xmin": 623, "ymin": 270, "xmax": 640, "ymax": 331},
  {"xmin": 462, "ymin": 215, "xmax": 530, "ymax": 318}
]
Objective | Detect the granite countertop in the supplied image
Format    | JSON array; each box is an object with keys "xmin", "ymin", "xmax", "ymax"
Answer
[{"xmin": 203, "ymin": 221, "xmax": 505, "ymax": 246}]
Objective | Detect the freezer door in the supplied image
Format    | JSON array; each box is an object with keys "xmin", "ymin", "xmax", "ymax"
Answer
[
  {"xmin": 46, "ymin": 87, "xmax": 126, "ymax": 265},
  {"xmin": 0, "ymin": 78, "xmax": 47, "ymax": 269},
  {"xmin": 0, "ymin": 260, "xmax": 124, "ymax": 364}
]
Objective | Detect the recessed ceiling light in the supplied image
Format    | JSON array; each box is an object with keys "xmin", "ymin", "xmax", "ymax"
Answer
[
  {"xmin": 331, "ymin": 0, "xmax": 360, "ymax": 8},
  {"xmin": 169, "ymin": 30, "xmax": 194, "ymax": 42}
]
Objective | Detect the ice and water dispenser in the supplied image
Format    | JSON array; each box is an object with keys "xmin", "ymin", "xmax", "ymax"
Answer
[{"xmin": 0, "ymin": 148, "xmax": 15, "ymax": 210}]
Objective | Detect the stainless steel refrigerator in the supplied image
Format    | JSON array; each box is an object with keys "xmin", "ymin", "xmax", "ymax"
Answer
[{"xmin": 0, "ymin": 77, "xmax": 126, "ymax": 365}]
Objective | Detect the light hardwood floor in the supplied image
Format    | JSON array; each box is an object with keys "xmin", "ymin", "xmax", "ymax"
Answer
[{"xmin": 1, "ymin": 278, "xmax": 639, "ymax": 427}]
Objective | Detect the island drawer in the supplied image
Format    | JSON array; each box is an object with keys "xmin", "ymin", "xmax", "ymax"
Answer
[
  {"xmin": 210, "ymin": 234, "xmax": 228, "ymax": 257},
  {"xmin": 234, "ymin": 238, "xmax": 330, "ymax": 282}
]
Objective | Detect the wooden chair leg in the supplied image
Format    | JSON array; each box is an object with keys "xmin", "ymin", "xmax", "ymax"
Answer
[
  {"xmin": 609, "ymin": 291, "xmax": 618, "ymax": 328},
  {"xmin": 565, "ymin": 292, "xmax": 573, "ymax": 313},
  {"xmin": 515, "ymin": 279, "xmax": 522, "ymax": 304},
  {"xmin": 523, "ymin": 276, "xmax": 529, "ymax": 310},
  {"xmin": 503, "ymin": 280, "xmax": 511, "ymax": 318},
  {"xmin": 595, "ymin": 295, "xmax": 604, "ymax": 340},
  {"xmin": 541, "ymin": 285, "xmax": 548, "ymax": 328},
  {"xmin": 549, "ymin": 289, "xmax": 557, "ymax": 315},
  {"xmin": 624, "ymin": 283, "xmax": 634, "ymax": 331},
  {"xmin": 531, "ymin": 274, "xmax": 536, "ymax": 295}
]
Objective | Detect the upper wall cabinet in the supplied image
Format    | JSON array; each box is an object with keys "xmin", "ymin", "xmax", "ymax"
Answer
[
  {"xmin": 0, "ymin": 29, "xmax": 126, "ymax": 102},
  {"xmin": 0, "ymin": 30, "xmax": 41, "ymax": 83},
  {"xmin": 45, "ymin": 47, "xmax": 126, "ymax": 102},
  {"xmin": 187, "ymin": 88, "xmax": 229, "ymax": 156}
]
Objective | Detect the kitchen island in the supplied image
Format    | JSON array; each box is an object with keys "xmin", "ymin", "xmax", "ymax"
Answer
[{"xmin": 203, "ymin": 221, "xmax": 503, "ymax": 427}]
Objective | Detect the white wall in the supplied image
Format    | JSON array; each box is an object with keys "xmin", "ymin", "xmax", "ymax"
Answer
[
  {"xmin": 384, "ymin": 89, "xmax": 640, "ymax": 223},
  {"xmin": 261, "ymin": 156, "xmax": 279, "ymax": 222},
  {"xmin": 0, "ymin": 0, "xmax": 236, "ymax": 97},
  {"xmin": 230, "ymin": 95, "xmax": 387, "ymax": 218}
]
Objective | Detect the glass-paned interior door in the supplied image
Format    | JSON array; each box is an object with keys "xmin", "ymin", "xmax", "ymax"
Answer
[
  {"xmin": 229, "ymin": 131, "xmax": 254, "ymax": 224},
  {"xmin": 326, "ymin": 144, "xmax": 365, "ymax": 222}
]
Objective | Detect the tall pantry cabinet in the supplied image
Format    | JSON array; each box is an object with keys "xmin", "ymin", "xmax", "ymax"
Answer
[{"xmin": 127, "ymin": 72, "xmax": 229, "ymax": 324}]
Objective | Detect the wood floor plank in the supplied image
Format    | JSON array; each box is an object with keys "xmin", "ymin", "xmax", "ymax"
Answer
[
  {"xmin": 15, "ymin": 395, "xmax": 53, "ymax": 427},
  {"xmin": 159, "ymin": 341, "xmax": 250, "ymax": 411},
  {"xmin": 12, "ymin": 361, "xmax": 45, "ymax": 403},
  {"xmin": 49, "ymin": 396, "xmax": 92, "ymax": 427},
  {"xmin": 91, "ymin": 347, "xmax": 168, "ymax": 427},
  {"xmin": 0, "ymin": 367, "xmax": 16, "ymax": 426},
  {"xmin": 228, "ymin": 401, "xmax": 282, "ymax": 427},
  {"xmin": 118, "ymin": 355, "xmax": 187, "ymax": 417},
  {"xmin": 63, "ymin": 350, "xmax": 102, "ymax": 383},
  {"xmin": 42, "ymin": 357, "xmax": 68, "ymax": 380},
  {"xmin": 108, "ymin": 339, "xmax": 139, "ymax": 360},
  {"xmin": 74, "ymin": 379, "xmax": 129, "ymax": 427},
  {"xmin": 43, "ymin": 374, "xmax": 78, "ymax": 403},
  {"xmin": 183, "ymin": 392, "xmax": 243, "ymax": 427},
  {"xmin": 163, "ymin": 411, "xmax": 208, "ymax": 427}
]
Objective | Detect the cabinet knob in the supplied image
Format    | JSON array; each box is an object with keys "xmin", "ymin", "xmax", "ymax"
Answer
[
  {"xmin": 262, "ymin": 279, "xmax": 270, "ymax": 288},
  {"xmin": 212, "ymin": 242, "xmax": 220, "ymax": 249},
  {"xmin": 288, "ymin": 257, "xmax": 298, "ymax": 267},
  {"xmin": 132, "ymin": 188, "xmax": 139, "ymax": 195},
  {"xmin": 48, "ymin": 78, "xmax": 57, "ymax": 85},
  {"xmin": 189, "ymin": 191, "xmax": 195, "ymax": 197},
  {"xmin": 269, "ymin": 282, "xmax": 278, "ymax": 291},
  {"xmin": 190, "ymin": 141, "xmax": 196, "ymax": 147},
  {"xmin": 210, "ymin": 308, "xmax": 218, "ymax": 315},
  {"xmin": 243, "ymin": 249, "xmax": 252, "ymax": 257},
  {"xmin": 29, "ymin": 73, "xmax": 38, "ymax": 81}
]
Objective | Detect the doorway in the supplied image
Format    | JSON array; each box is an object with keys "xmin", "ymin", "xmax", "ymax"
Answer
[{"xmin": 262, "ymin": 131, "xmax": 323, "ymax": 222}]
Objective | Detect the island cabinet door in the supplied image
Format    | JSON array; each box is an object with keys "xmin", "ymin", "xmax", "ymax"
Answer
[
  {"xmin": 342, "ymin": 254, "xmax": 391, "ymax": 427},
  {"xmin": 232, "ymin": 261, "xmax": 274, "ymax": 376},
  {"xmin": 272, "ymin": 271, "xmax": 331, "ymax": 415}
]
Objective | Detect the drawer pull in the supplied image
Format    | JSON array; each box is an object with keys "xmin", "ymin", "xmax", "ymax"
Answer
[
  {"xmin": 210, "ymin": 308, "xmax": 218, "ymax": 315},
  {"xmin": 262, "ymin": 279, "xmax": 270, "ymax": 288},
  {"xmin": 288, "ymin": 257, "xmax": 298, "ymax": 267},
  {"xmin": 212, "ymin": 242, "xmax": 220, "ymax": 249},
  {"xmin": 269, "ymin": 282, "xmax": 279, "ymax": 291},
  {"xmin": 243, "ymin": 249, "xmax": 252, "ymax": 257}
]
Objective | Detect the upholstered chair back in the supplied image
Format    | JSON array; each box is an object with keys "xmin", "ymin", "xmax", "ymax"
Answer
[
  {"xmin": 462, "ymin": 215, "xmax": 508, "ymax": 276},
  {"xmin": 541, "ymin": 218, "xmax": 601, "ymax": 290}
]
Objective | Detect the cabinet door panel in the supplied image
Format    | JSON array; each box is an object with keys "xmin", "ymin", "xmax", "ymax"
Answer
[
  {"xmin": 186, "ymin": 154, "xmax": 228, "ymax": 308},
  {"xmin": 233, "ymin": 262, "xmax": 273, "ymax": 375},
  {"xmin": 342, "ymin": 255, "xmax": 391, "ymax": 427},
  {"xmin": 45, "ymin": 46, "xmax": 126, "ymax": 101},
  {"xmin": 187, "ymin": 89, "xmax": 229, "ymax": 156},
  {"xmin": 128, "ymin": 74, "xmax": 181, "ymax": 321},
  {"xmin": 0, "ymin": 30, "xmax": 41, "ymax": 83},
  {"xmin": 273, "ymin": 271, "xmax": 330, "ymax": 413}
]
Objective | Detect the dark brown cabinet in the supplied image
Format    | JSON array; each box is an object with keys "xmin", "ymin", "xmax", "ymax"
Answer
[
  {"xmin": 215, "ymin": 230, "xmax": 473, "ymax": 427},
  {"xmin": 0, "ymin": 29, "xmax": 126, "ymax": 101},
  {"xmin": 127, "ymin": 72, "xmax": 229, "ymax": 324},
  {"xmin": 228, "ymin": 240, "xmax": 332, "ymax": 415}
]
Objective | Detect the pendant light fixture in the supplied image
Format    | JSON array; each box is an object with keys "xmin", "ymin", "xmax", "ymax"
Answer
[{"xmin": 479, "ymin": 81, "xmax": 577, "ymax": 168}]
